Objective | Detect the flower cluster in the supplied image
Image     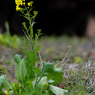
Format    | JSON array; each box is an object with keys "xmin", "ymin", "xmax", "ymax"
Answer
[{"xmin": 15, "ymin": 0, "xmax": 25, "ymax": 11}]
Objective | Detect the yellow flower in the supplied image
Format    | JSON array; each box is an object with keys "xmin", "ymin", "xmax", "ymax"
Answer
[
  {"xmin": 27, "ymin": 3, "xmax": 31, "ymax": 6},
  {"xmin": 27, "ymin": 1, "xmax": 33, "ymax": 6},
  {"xmin": 15, "ymin": 0, "xmax": 22, "ymax": 5},
  {"xmin": 75, "ymin": 57, "xmax": 82, "ymax": 63},
  {"xmin": 15, "ymin": 0, "xmax": 25, "ymax": 11},
  {"xmin": 16, "ymin": 5, "xmax": 20, "ymax": 11},
  {"xmin": 4, "ymin": 91, "xmax": 9, "ymax": 95}
]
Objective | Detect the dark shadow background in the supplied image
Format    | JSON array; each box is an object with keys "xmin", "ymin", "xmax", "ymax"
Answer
[{"xmin": 0, "ymin": 0, "xmax": 95, "ymax": 36}]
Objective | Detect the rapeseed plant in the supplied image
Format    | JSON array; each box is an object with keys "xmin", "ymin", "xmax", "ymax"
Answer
[{"xmin": 0, "ymin": 0, "xmax": 68, "ymax": 94}]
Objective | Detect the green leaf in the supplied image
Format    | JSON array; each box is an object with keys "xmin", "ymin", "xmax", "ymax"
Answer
[
  {"xmin": 32, "ymin": 76, "xmax": 47, "ymax": 88},
  {"xmin": 9, "ymin": 90, "xmax": 14, "ymax": 95},
  {"xmin": 22, "ymin": 92, "xmax": 30, "ymax": 95},
  {"xmin": 25, "ymin": 50, "xmax": 37, "ymax": 79},
  {"xmin": 48, "ymin": 79, "xmax": 54, "ymax": 84},
  {"xmin": 48, "ymin": 67, "xmax": 63, "ymax": 84},
  {"xmin": 0, "ymin": 75, "xmax": 7, "ymax": 88},
  {"xmin": 40, "ymin": 62, "xmax": 53, "ymax": 75},
  {"xmin": 27, "ymin": 50, "xmax": 36, "ymax": 65},
  {"xmin": 32, "ymin": 90, "xmax": 39, "ymax": 95},
  {"xmin": 15, "ymin": 54, "xmax": 21, "ymax": 64},
  {"xmin": 25, "ymin": 59, "xmax": 35, "ymax": 79},
  {"xmin": 38, "ymin": 76, "xmax": 47, "ymax": 86},
  {"xmin": 38, "ymin": 62, "xmax": 53, "ymax": 84},
  {"xmin": 30, "ymin": 88, "xmax": 36, "ymax": 95},
  {"xmin": 40, "ymin": 62, "xmax": 63, "ymax": 84},
  {"xmin": 50, "ymin": 85, "xmax": 68, "ymax": 95},
  {"xmin": 15, "ymin": 59, "xmax": 27, "ymax": 81},
  {"xmin": 47, "ymin": 67, "xmax": 63, "ymax": 84}
]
